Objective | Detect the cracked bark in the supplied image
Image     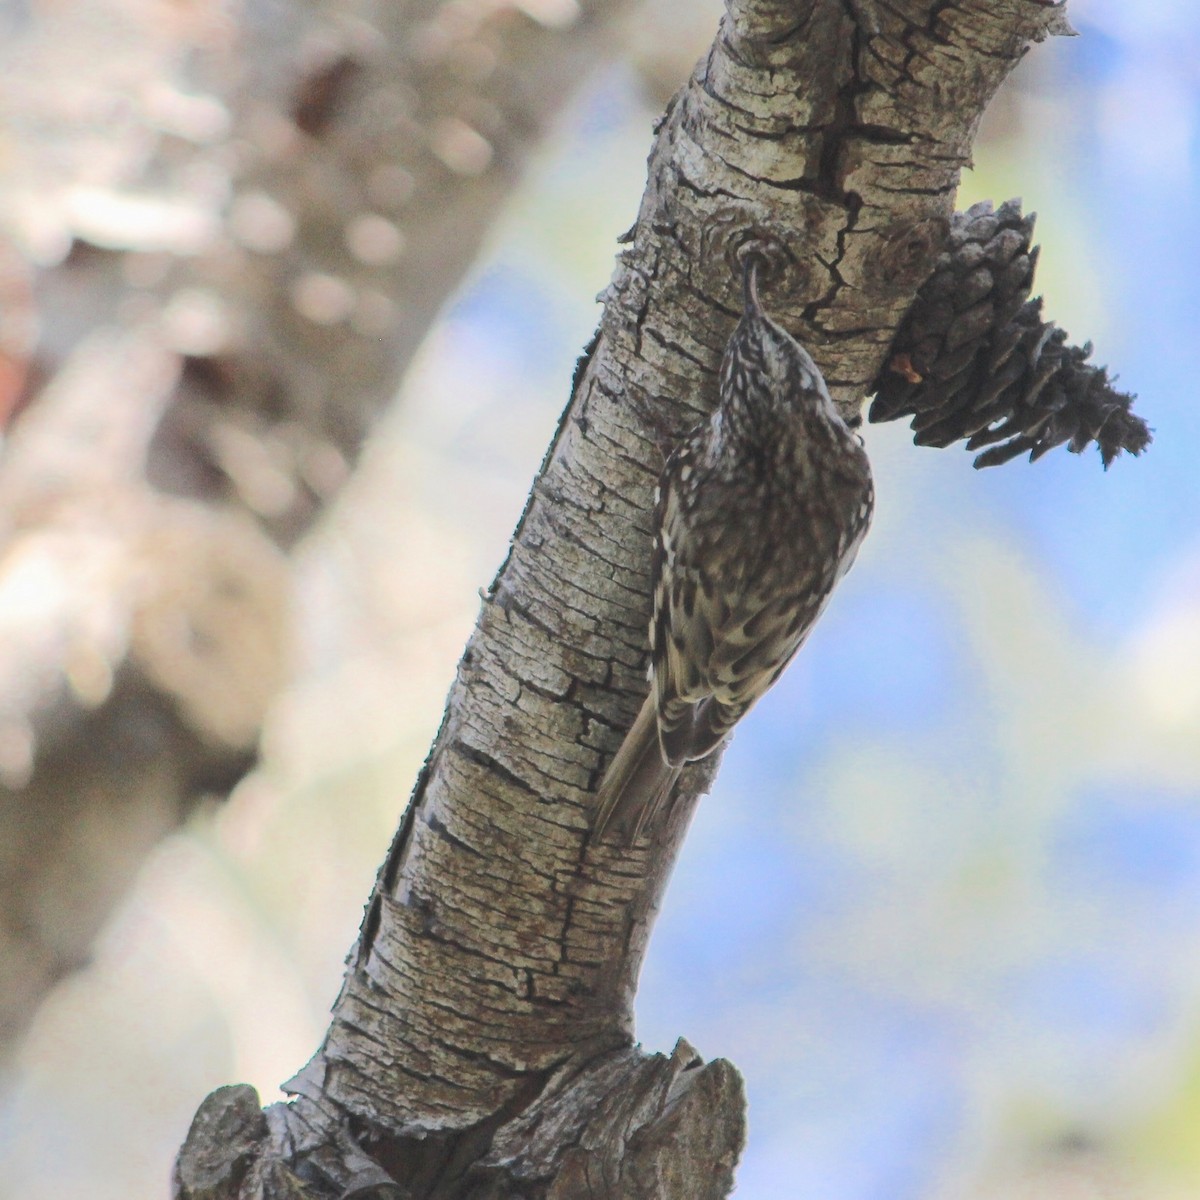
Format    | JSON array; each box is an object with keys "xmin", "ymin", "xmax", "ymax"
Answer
[
  {"xmin": 0, "ymin": 0, "xmax": 642, "ymax": 1058},
  {"xmin": 175, "ymin": 1, "xmax": 1088, "ymax": 1197}
]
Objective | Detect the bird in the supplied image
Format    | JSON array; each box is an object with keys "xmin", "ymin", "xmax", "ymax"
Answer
[{"xmin": 593, "ymin": 249, "xmax": 875, "ymax": 840}]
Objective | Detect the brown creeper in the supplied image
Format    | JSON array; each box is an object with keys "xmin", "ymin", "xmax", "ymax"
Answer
[{"xmin": 594, "ymin": 252, "xmax": 874, "ymax": 839}]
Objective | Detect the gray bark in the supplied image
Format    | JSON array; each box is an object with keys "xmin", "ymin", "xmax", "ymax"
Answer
[
  {"xmin": 176, "ymin": 1, "xmax": 1074, "ymax": 1196},
  {"xmin": 0, "ymin": 0, "xmax": 641, "ymax": 1058}
]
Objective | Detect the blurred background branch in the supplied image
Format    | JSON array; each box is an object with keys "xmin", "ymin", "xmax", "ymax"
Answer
[{"xmin": 0, "ymin": 0, "xmax": 643, "ymax": 1058}]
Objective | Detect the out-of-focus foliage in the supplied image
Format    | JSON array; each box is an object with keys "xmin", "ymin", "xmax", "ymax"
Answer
[{"xmin": 2, "ymin": 1, "xmax": 1200, "ymax": 1198}]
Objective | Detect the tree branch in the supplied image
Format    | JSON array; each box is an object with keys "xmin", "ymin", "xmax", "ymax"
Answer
[{"xmin": 177, "ymin": 1, "xmax": 1081, "ymax": 1196}]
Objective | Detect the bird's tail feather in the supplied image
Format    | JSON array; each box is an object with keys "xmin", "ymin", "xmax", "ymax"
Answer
[{"xmin": 593, "ymin": 693, "xmax": 681, "ymax": 842}]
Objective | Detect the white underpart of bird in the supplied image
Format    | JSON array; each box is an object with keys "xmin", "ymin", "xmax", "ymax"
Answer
[{"xmin": 593, "ymin": 251, "xmax": 875, "ymax": 841}]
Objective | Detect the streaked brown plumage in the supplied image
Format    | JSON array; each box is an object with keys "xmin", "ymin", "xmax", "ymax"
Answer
[{"xmin": 594, "ymin": 253, "xmax": 874, "ymax": 840}]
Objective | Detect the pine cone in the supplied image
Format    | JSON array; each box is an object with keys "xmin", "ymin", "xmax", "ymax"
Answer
[{"xmin": 869, "ymin": 199, "xmax": 1151, "ymax": 469}]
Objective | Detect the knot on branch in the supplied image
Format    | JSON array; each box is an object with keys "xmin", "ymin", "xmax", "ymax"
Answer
[
  {"xmin": 869, "ymin": 199, "xmax": 1151, "ymax": 469},
  {"xmin": 178, "ymin": 1046, "xmax": 745, "ymax": 1199},
  {"xmin": 472, "ymin": 1040, "xmax": 745, "ymax": 1199},
  {"xmin": 694, "ymin": 207, "xmax": 816, "ymax": 312},
  {"xmin": 174, "ymin": 1084, "xmax": 271, "ymax": 1200}
]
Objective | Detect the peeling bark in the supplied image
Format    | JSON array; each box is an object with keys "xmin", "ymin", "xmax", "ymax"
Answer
[{"xmin": 176, "ymin": 1, "xmax": 1079, "ymax": 1197}]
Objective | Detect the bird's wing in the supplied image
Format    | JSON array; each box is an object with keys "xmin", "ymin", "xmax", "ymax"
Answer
[
  {"xmin": 706, "ymin": 587, "xmax": 826, "ymax": 701},
  {"xmin": 660, "ymin": 582, "xmax": 824, "ymax": 763},
  {"xmin": 650, "ymin": 444, "xmax": 719, "ymax": 762},
  {"xmin": 651, "ymin": 444, "xmax": 829, "ymax": 765}
]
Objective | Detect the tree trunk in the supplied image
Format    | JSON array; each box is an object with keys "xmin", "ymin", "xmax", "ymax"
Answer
[
  {"xmin": 175, "ymin": 1, "xmax": 1076, "ymax": 1196},
  {"xmin": 0, "ymin": 0, "xmax": 642, "ymax": 1059}
]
